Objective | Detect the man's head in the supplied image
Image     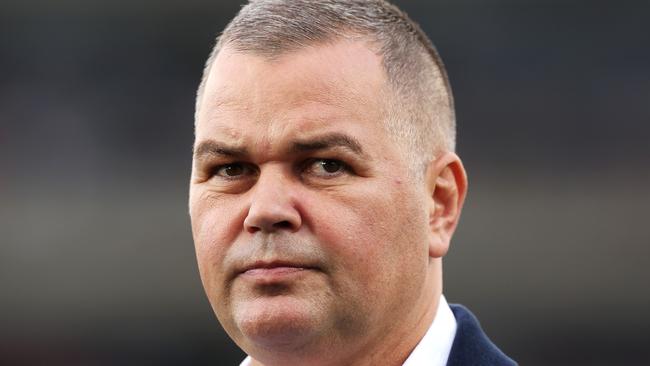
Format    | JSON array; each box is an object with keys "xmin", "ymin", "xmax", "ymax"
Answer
[
  {"xmin": 189, "ymin": 1, "xmax": 467, "ymax": 365},
  {"xmin": 195, "ymin": 0, "xmax": 455, "ymax": 175}
]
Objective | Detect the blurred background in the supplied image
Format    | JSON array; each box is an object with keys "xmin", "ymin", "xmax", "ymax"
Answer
[{"xmin": 2, "ymin": 0, "xmax": 649, "ymax": 365}]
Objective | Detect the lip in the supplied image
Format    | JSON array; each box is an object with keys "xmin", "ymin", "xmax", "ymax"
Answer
[{"xmin": 237, "ymin": 261, "xmax": 319, "ymax": 281}]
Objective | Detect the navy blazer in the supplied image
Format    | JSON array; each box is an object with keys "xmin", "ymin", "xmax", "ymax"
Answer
[{"xmin": 447, "ymin": 304, "xmax": 517, "ymax": 366}]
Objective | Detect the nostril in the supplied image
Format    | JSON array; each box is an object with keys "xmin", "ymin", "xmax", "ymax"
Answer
[{"xmin": 273, "ymin": 220, "xmax": 293, "ymax": 229}]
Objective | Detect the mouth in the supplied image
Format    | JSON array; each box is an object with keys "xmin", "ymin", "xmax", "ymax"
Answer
[{"xmin": 237, "ymin": 261, "xmax": 320, "ymax": 282}]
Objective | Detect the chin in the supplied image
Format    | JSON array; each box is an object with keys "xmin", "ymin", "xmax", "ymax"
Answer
[{"xmin": 233, "ymin": 295, "xmax": 322, "ymax": 349}]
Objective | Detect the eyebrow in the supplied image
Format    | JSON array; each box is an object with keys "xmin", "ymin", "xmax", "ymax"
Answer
[
  {"xmin": 192, "ymin": 132, "xmax": 366, "ymax": 161},
  {"xmin": 291, "ymin": 133, "xmax": 365, "ymax": 156},
  {"xmin": 193, "ymin": 140, "xmax": 248, "ymax": 161}
]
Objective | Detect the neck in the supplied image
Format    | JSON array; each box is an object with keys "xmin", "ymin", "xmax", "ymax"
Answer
[{"xmin": 249, "ymin": 262, "xmax": 442, "ymax": 366}]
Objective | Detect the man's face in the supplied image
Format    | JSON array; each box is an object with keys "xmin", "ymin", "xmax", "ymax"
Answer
[{"xmin": 189, "ymin": 40, "xmax": 435, "ymax": 358}]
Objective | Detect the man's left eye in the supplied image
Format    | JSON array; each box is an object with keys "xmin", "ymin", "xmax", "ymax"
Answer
[
  {"xmin": 305, "ymin": 159, "xmax": 349, "ymax": 177},
  {"xmin": 320, "ymin": 160, "xmax": 343, "ymax": 173}
]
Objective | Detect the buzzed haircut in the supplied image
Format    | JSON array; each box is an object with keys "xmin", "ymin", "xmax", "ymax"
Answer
[{"xmin": 195, "ymin": 0, "xmax": 456, "ymax": 173}]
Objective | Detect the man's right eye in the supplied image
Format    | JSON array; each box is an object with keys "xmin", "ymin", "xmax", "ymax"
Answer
[{"xmin": 212, "ymin": 163, "xmax": 255, "ymax": 179}]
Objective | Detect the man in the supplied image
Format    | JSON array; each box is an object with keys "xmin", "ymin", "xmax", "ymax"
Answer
[{"xmin": 189, "ymin": 0, "xmax": 516, "ymax": 365}]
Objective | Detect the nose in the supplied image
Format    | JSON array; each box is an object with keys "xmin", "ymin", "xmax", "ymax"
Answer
[{"xmin": 243, "ymin": 169, "xmax": 302, "ymax": 234}]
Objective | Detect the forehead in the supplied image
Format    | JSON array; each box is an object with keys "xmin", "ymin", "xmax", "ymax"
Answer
[{"xmin": 196, "ymin": 40, "xmax": 389, "ymax": 142}]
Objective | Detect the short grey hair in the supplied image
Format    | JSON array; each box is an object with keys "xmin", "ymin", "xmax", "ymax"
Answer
[{"xmin": 195, "ymin": 0, "xmax": 456, "ymax": 173}]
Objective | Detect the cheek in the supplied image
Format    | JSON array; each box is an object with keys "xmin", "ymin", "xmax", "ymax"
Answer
[
  {"xmin": 190, "ymin": 190, "xmax": 245, "ymax": 287},
  {"xmin": 305, "ymin": 180, "xmax": 429, "ymax": 290}
]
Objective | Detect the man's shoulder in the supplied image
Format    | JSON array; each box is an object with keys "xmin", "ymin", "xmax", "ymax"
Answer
[{"xmin": 446, "ymin": 304, "xmax": 517, "ymax": 366}]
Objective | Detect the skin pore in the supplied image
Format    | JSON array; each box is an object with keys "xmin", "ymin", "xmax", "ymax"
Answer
[{"xmin": 189, "ymin": 38, "xmax": 467, "ymax": 366}]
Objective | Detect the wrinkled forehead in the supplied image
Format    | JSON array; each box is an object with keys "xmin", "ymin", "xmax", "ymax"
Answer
[{"xmin": 196, "ymin": 40, "xmax": 390, "ymax": 130}]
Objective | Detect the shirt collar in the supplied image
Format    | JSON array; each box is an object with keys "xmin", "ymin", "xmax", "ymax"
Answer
[
  {"xmin": 402, "ymin": 294, "xmax": 457, "ymax": 366},
  {"xmin": 240, "ymin": 295, "xmax": 457, "ymax": 366}
]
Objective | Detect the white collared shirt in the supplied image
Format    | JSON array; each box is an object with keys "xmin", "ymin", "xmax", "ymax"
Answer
[
  {"xmin": 240, "ymin": 295, "xmax": 457, "ymax": 366},
  {"xmin": 402, "ymin": 295, "xmax": 457, "ymax": 366}
]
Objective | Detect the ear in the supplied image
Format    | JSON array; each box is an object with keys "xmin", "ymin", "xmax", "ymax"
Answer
[{"xmin": 425, "ymin": 152, "xmax": 468, "ymax": 258}]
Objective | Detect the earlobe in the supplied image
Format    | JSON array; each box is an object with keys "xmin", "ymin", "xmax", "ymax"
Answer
[{"xmin": 426, "ymin": 152, "xmax": 468, "ymax": 258}]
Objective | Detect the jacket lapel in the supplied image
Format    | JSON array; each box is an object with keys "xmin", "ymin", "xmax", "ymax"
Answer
[{"xmin": 446, "ymin": 304, "xmax": 517, "ymax": 366}]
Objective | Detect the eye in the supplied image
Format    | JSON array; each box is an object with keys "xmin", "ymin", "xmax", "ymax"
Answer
[
  {"xmin": 320, "ymin": 160, "xmax": 343, "ymax": 173},
  {"xmin": 212, "ymin": 163, "xmax": 255, "ymax": 179},
  {"xmin": 304, "ymin": 159, "xmax": 350, "ymax": 178}
]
